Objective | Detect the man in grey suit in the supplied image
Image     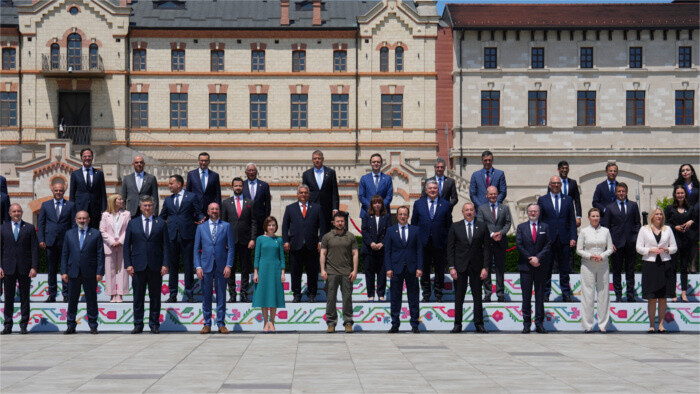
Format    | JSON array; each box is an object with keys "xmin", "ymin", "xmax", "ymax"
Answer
[
  {"xmin": 477, "ymin": 186, "xmax": 512, "ymax": 302},
  {"xmin": 421, "ymin": 158, "xmax": 459, "ymax": 210},
  {"xmin": 121, "ymin": 155, "xmax": 159, "ymax": 218}
]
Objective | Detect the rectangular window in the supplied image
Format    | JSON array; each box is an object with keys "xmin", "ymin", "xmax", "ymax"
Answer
[
  {"xmin": 132, "ymin": 49, "xmax": 146, "ymax": 71},
  {"xmin": 527, "ymin": 91, "xmax": 547, "ymax": 126},
  {"xmin": 379, "ymin": 48, "xmax": 389, "ymax": 72},
  {"xmin": 291, "ymin": 94, "xmax": 308, "ymax": 128},
  {"xmin": 484, "ymin": 47, "xmax": 497, "ymax": 69},
  {"xmin": 209, "ymin": 93, "xmax": 226, "ymax": 128},
  {"xmin": 629, "ymin": 47, "xmax": 642, "ymax": 68},
  {"xmin": 333, "ymin": 50, "xmax": 347, "ymax": 72},
  {"xmin": 577, "ymin": 91, "xmax": 596, "ymax": 126},
  {"xmin": 580, "ymin": 47, "xmax": 593, "ymax": 68},
  {"xmin": 292, "ymin": 50, "xmax": 306, "ymax": 72},
  {"xmin": 481, "ymin": 91, "xmax": 499, "ymax": 126},
  {"xmin": 211, "ymin": 50, "xmax": 224, "ymax": 72},
  {"xmin": 0, "ymin": 92, "xmax": 17, "ymax": 126},
  {"xmin": 171, "ymin": 49, "xmax": 185, "ymax": 71},
  {"xmin": 381, "ymin": 94, "xmax": 403, "ymax": 128},
  {"xmin": 2, "ymin": 48, "xmax": 16, "ymax": 70},
  {"xmin": 170, "ymin": 93, "xmax": 187, "ymax": 127},
  {"xmin": 676, "ymin": 90, "xmax": 694, "ymax": 125},
  {"xmin": 252, "ymin": 50, "xmax": 265, "ymax": 71},
  {"xmin": 395, "ymin": 47, "xmax": 404, "ymax": 72},
  {"xmin": 626, "ymin": 91, "xmax": 645, "ymax": 125},
  {"xmin": 679, "ymin": 46, "xmax": 691, "ymax": 68},
  {"xmin": 331, "ymin": 94, "xmax": 349, "ymax": 128},
  {"xmin": 250, "ymin": 94, "xmax": 267, "ymax": 128},
  {"xmin": 531, "ymin": 47, "xmax": 544, "ymax": 69},
  {"xmin": 130, "ymin": 93, "xmax": 148, "ymax": 128}
]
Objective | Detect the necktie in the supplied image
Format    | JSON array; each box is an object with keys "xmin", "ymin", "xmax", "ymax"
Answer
[
  {"xmin": 55, "ymin": 200, "xmax": 62, "ymax": 218},
  {"xmin": 144, "ymin": 218, "xmax": 150, "ymax": 238},
  {"xmin": 532, "ymin": 222, "xmax": 537, "ymax": 243},
  {"xmin": 374, "ymin": 174, "xmax": 379, "ymax": 189},
  {"xmin": 316, "ymin": 171, "xmax": 323, "ymax": 189},
  {"xmin": 554, "ymin": 194, "xmax": 560, "ymax": 215},
  {"xmin": 174, "ymin": 194, "xmax": 180, "ymax": 211},
  {"xmin": 467, "ymin": 222, "xmax": 472, "ymax": 242},
  {"xmin": 200, "ymin": 171, "xmax": 206, "ymax": 191},
  {"xmin": 401, "ymin": 226, "xmax": 406, "ymax": 243},
  {"xmin": 236, "ymin": 196, "xmax": 242, "ymax": 217},
  {"xmin": 211, "ymin": 222, "xmax": 217, "ymax": 243},
  {"xmin": 609, "ymin": 182, "xmax": 615, "ymax": 199},
  {"xmin": 13, "ymin": 222, "xmax": 19, "ymax": 241},
  {"xmin": 563, "ymin": 179, "xmax": 568, "ymax": 196},
  {"xmin": 249, "ymin": 181, "xmax": 256, "ymax": 200},
  {"xmin": 86, "ymin": 169, "xmax": 92, "ymax": 190},
  {"xmin": 491, "ymin": 203, "xmax": 497, "ymax": 221},
  {"xmin": 438, "ymin": 177, "xmax": 443, "ymax": 195},
  {"xmin": 302, "ymin": 203, "xmax": 307, "ymax": 218},
  {"xmin": 429, "ymin": 200, "xmax": 435, "ymax": 220},
  {"xmin": 486, "ymin": 170, "xmax": 491, "ymax": 187},
  {"xmin": 620, "ymin": 201, "xmax": 626, "ymax": 216},
  {"xmin": 79, "ymin": 229, "xmax": 85, "ymax": 249}
]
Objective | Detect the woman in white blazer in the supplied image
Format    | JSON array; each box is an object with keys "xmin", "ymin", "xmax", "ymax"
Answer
[
  {"xmin": 99, "ymin": 194, "xmax": 131, "ymax": 302},
  {"xmin": 576, "ymin": 208, "xmax": 613, "ymax": 333},
  {"xmin": 636, "ymin": 207, "xmax": 678, "ymax": 333}
]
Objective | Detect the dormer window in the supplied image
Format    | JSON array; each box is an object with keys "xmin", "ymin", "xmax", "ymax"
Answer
[
  {"xmin": 295, "ymin": 1, "xmax": 325, "ymax": 11},
  {"xmin": 69, "ymin": 6, "xmax": 79, "ymax": 15},
  {"xmin": 154, "ymin": 1, "xmax": 186, "ymax": 10}
]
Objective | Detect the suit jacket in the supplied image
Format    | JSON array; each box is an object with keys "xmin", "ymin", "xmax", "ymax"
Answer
[
  {"xmin": 0, "ymin": 220, "xmax": 39, "ymax": 276},
  {"xmin": 282, "ymin": 201, "xmax": 321, "ymax": 251},
  {"xmin": 69, "ymin": 167, "xmax": 107, "ymax": 218},
  {"xmin": 122, "ymin": 172, "xmax": 159, "ymax": 217},
  {"xmin": 99, "ymin": 210, "xmax": 130, "ymax": 255},
  {"xmin": 123, "ymin": 215, "xmax": 170, "ymax": 272},
  {"xmin": 221, "ymin": 194, "xmax": 258, "ymax": 244},
  {"xmin": 410, "ymin": 197, "xmax": 452, "ymax": 249},
  {"xmin": 0, "ymin": 192, "xmax": 9, "ymax": 225},
  {"xmin": 38, "ymin": 199, "xmax": 76, "ymax": 247},
  {"xmin": 469, "ymin": 168, "xmax": 507, "ymax": 209},
  {"xmin": 592, "ymin": 180, "xmax": 617, "ymax": 213},
  {"xmin": 476, "ymin": 202, "xmax": 512, "ymax": 248},
  {"xmin": 636, "ymin": 226, "xmax": 678, "ymax": 262},
  {"xmin": 243, "ymin": 178, "xmax": 272, "ymax": 227},
  {"xmin": 60, "ymin": 227, "xmax": 105, "ymax": 278},
  {"xmin": 0, "ymin": 175, "xmax": 6, "ymax": 194},
  {"xmin": 361, "ymin": 213, "xmax": 391, "ymax": 255},
  {"xmin": 601, "ymin": 199, "xmax": 641, "ymax": 248},
  {"xmin": 537, "ymin": 194, "xmax": 578, "ymax": 245},
  {"xmin": 158, "ymin": 191, "xmax": 204, "ymax": 241},
  {"xmin": 193, "ymin": 220, "xmax": 235, "ymax": 273},
  {"xmin": 358, "ymin": 172, "xmax": 393, "ymax": 218},
  {"xmin": 421, "ymin": 175, "xmax": 459, "ymax": 208},
  {"xmin": 302, "ymin": 166, "xmax": 339, "ymax": 216},
  {"xmin": 384, "ymin": 224, "xmax": 423, "ymax": 275},
  {"xmin": 515, "ymin": 221, "xmax": 552, "ymax": 272},
  {"xmin": 186, "ymin": 169, "xmax": 222, "ymax": 216},
  {"xmin": 447, "ymin": 220, "xmax": 491, "ymax": 273}
]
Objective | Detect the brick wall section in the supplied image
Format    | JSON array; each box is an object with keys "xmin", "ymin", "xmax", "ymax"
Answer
[{"xmin": 435, "ymin": 25, "xmax": 454, "ymax": 166}]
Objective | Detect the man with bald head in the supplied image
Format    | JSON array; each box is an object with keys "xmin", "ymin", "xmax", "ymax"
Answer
[
  {"xmin": 537, "ymin": 176, "xmax": 577, "ymax": 302},
  {"xmin": 243, "ymin": 163, "xmax": 272, "ymax": 238},
  {"xmin": 122, "ymin": 155, "xmax": 159, "ymax": 218},
  {"xmin": 477, "ymin": 186, "xmax": 512, "ymax": 302}
]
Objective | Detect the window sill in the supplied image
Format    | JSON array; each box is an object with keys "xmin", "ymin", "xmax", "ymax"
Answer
[{"xmin": 480, "ymin": 68, "xmax": 502, "ymax": 72}]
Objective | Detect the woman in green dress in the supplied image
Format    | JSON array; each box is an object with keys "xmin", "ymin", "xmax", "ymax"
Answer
[{"xmin": 252, "ymin": 216, "xmax": 286, "ymax": 333}]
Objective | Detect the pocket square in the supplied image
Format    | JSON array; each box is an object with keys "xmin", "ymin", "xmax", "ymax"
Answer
[{"xmin": 538, "ymin": 232, "xmax": 546, "ymax": 234}]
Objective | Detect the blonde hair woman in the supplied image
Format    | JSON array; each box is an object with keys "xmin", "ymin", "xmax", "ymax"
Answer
[{"xmin": 99, "ymin": 194, "xmax": 131, "ymax": 302}]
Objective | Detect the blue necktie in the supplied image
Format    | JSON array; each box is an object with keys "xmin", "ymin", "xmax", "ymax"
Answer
[
  {"xmin": 429, "ymin": 200, "xmax": 435, "ymax": 220},
  {"xmin": 79, "ymin": 229, "xmax": 85, "ymax": 249},
  {"xmin": 401, "ymin": 226, "xmax": 406, "ymax": 243},
  {"xmin": 145, "ymin": 218, "xmax": 150, "ymax": 238},
  {"xmin": 200, "ymin": 171, "xmax": 206, "ymax": 191},
  {"xmin": 438, "ymin": 177, "xmax": 443, "ymax": 195},
  {"xmin": 211, "ymin": 222, "xmax": 217, "ymax": 244},
  {"xmin": 374, "ymin": 174, "xmax": 380, "ymax": 189},
  {"xmin": 620, "ymin": 201, "xmax": 626, "ymax": 216},
  {"xmin": 563, "ymin": 180, "xmax": 568, "ymax": 196},
  {"xmin": 13, "ymin": 222, "xmax": 19, "ymax": 241},
  {"xmin": 554, "ymin": 194, "xmax": 560, "ymax": 215},
  {"xmin": 609, "ymin": 182, "xmax": 615, "ymax": 199},
  {"xmin": 86, "ymin": 169, "xmax": 92, "ymax": 190}
]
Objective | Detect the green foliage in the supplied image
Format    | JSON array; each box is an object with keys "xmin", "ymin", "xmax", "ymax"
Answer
[{"xmin": 655, "ymin": 196, "xmax": 674, "ymax": 211}]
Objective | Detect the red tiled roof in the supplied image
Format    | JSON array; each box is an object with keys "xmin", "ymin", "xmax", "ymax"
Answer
[{"xmin": 446, "ymin": 2, "xmax": 700, "ymax": 29}]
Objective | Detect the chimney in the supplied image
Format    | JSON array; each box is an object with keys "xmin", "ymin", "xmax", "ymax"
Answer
[
  {"xmin": 312, "ymin": 0, "xmax": 322, "ymax": 26},
  {"xmin": 280, "ymin": 0, "xmax": 290, "ymax": 26}
]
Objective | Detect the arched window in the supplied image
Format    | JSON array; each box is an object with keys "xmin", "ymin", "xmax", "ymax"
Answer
[
  {"xmin": 89, "ymin": 44, "xmax": 98, "ymax": 69},
  {"xmin": 50, "ymin": 43, "xmax": 60, "ymax": 69},
  {"xmin": 379, "ymin": 47, "xmax": 388, "ymax": 72},
  {"xmin": 67, "ymin": 33, "xmax": 82, "ymax": 70},
  {"xmin": 395, "ymin": 47, "xmax": 404, "ymax": 72}
]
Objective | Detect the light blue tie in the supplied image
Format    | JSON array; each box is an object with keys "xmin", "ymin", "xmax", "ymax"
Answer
[
  {"xmin": 79, "ymin": 229, "xmax": 85, "ymax": 249},
  {"xmin": 200, "ymin": 171, "xmax": 206, "ymax": 191},
  {"xmin": 211, "ymin": 222, "xmax": 217, "ymax": 244},
  {"xmin": 438, "ymin": 177, "xmax": 443, "ymax": 195},
  {"xmin": 563, "ymin": 180, "xmax": 568, "ymax": 196},
  {"xmin": 429, "ymin": 200, "xmax": 435, "ymax": 220},
  {"xmin": 13, "ymin": 222, "xmax": 19, "ymax": 241}
]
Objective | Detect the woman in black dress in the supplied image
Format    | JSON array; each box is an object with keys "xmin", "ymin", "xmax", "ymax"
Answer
[
  {"xmin": 361, "ymin": 195, "xmax": 391, "ymax": 301},
  {"xmin": 673, "ymin": 163, "xmax": 699, "ymax": 273},
  {"xmin": 665, "ymin": 185, "xmax": 696, "ymax": 302}
]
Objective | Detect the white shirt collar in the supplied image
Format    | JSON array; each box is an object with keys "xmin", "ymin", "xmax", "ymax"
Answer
[
  {"xmin": 314, "ymin": 166, "xmax": 324, "ymax": 174},
  {"xmin": 298, "ymin": 201, "xmax": 307, "ymax": 207},
  {"xmin": 54, "ymin": 198, "xmax": 63, "ymax": 204},
  {"xmin": 199, "ymin": 168, "xmax": 208, "ymax": 175},
  {"xmin": 209, "ymin": 218, "xmax": 220, "ymax": 225},
  {"xmin": 141, "ymin": 215, "xmax": 152, "ymax": 222},
  {"xmin": 82, "ymin": 166, "xmax": 92, "ymax": 172},
  {"xmin": 135, "ymin": 171, "xmax": 144, "ymax": 177},
  {"xmin": 530, "ymin": 220, "xmax": 538, "ymax": 227},
  {"xmin": 464, "ymin": 219, "xmax": 475, "ymax": 226},
  {"xmin": 175, "ymin": 189, "xmax": 184, "ymax": 197}
]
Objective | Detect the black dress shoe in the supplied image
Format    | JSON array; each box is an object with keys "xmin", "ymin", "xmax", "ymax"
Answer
[
  {"xmin": 615, "ymin": 296, "xmax": 623, "ymax": 303},
  {"xmin": 535, "ymin": 325, "xmax": 548, "ymax": 334},
  {"xmin": 186, "ymin": 297, "xmax": 195, "ymax": 303},
  {"xmin": 228, "ymin": 296, "xmax": 236, "ymax": 303},
  {"xmin": 626, "ymin": 297, "xmax": 636, "ymax": 303},
  {"xmin": 475, "ymin": 324, "xmax": 488, "ymax": 333},
  {"xmin": 20, "ymin": 327, "xmax": 28, "ymax": 334},
  {"xmin": 90, "ymin": 328, "xmax": 98, "ymax": 335},
  {"xmin": 483, "ymin": 295, "xmax": 491, "ymax": 303},
  {"xmin": 435, "ymin": 296, "xmax": 443, "ymax": 303},
  {"xmin": 497, "ymin": 296, "xmax": 506, "ymax": 302},
  {"xmin": 450, "ymin": 325, "xmax": 462, "ymax": 333},
  {"xmin": 422, "ymin": 297, "xmax": 430, "ymax": 303},
  {"xmin": 562, "ymin": 295, "xmax": 573, "ymax": 302},
  {"xmin": 522, "ymin": 326, "xmax": 531, "ymax": 334},
  {"xmin": 308, "ymin": 296, "xmax": 316, "ymax": 303},
  {"xmin": 240, "ymin": 295, "xmax": 249, "ymax": 303},
  {"xmin": 388, "ymin": 326, "xmax": 399, "ymax": 333},
  {"xmin": 46, "ymin": 295, "xmax": 56, "ymax": 303},
  {"xmin": 166, "ymin": 296, "xmax": 177, "ymax": 303},
  {"xmin": 292, "ymin": 295, "xmax": 301, "ymax": 303},
  {"xmin": 151, "ymin": 326, "xmax": 160, "ymax": 334},
  {"xmin": 411, "ymin": 326, "xmax": 420, "ymax": 334},
  {"xmin": 131, "ymin": 327, "xmax": 143, "ymax": 334},
  {"xmin": 1, "ymin": 327, "xmax": 11, "ymax": 335},
  {"xmin": 64, "ymin": 327, "xmax": 76, "ymax": 335}
]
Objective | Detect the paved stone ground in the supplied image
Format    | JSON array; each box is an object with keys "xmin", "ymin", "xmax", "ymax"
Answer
[{"xmin": 1, "ymin": 332, "xmax": 698, "ymax": 393}]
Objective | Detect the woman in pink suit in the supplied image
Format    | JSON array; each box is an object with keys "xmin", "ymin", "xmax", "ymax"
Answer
[{"xmin": 99, "ymin": 194, "xmax": 131, "ymax": 302}]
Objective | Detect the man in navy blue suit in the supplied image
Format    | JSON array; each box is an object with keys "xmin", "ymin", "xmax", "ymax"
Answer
[
  {"xmin": 0, "ymin": 191, "xmax": 9, "ymax": 224},
  {"xmin": 159, "ymin": 174, "xmax": 204, "ymax": 303},
  {"xmin": 411, "ymin": 180, "xmax": 452, "ymax": 302},
  {"xmin": 194, "ymin": 203, "xmax": 234, "ymax": 334},
  {"xmin": 0, "ymin": 175, "xmax": 6, "ymax": 194},
  {"xmin": 358, "ymin": 153, "xmax": 393, "ymax": 218},
  {"xmin": 243, "ymin": 163, "xmax": 272, "ymax": 237},
  {"xmin": 61, "ymin": 211, "xmax": 104, "ymax": 335},
  {"xmin": 302, "ymin": 150, "xmax": 339, "ymax": 237},
  {"xmin": 538, "ymin": 176, "xmax": 577, "ymax": 302},
  {"xmin": 124, "ymin": 195, "xmax": 170, "ymax": 334},
  {"xmin": 516, "ymin": 204, "xmax": 552, "ymax": 334},
  {"xmin": 69, "ymin": 148, "xmax": 107, "ymax": 229},
  {"xmin": 38, "ymin": 179, "xmax": 76, "ymax": 302},
  {"xmin": 469, "ymin": 150, "xmax": 507, "ymax": 210},
  {"xmin": 282, "ymin": 184, "xmax": 321, "ymax": 302},
  {"xmin": 385, "ymin": 206, "xmax": 423, "ymax": 333},
  {"xmin": 591, "ymin": 162, "xmax": 618, "ymax": 212},
  {"xmin": 186, "ymin": 152, "xmax": 222, "ymax": 219}
]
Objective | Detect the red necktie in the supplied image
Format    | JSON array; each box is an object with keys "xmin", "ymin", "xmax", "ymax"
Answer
[
  {"xmin": 532, "ymin": 222, "xmax": 537, "ymax": 243},
  {"xmin": 486, "ymin": 171, "xmax": 491, "ymax": 187},
  {"xmin": 302, "ymin": 204, "xmax": 307, "ymax": 218},
  {"xmin": 236, "ymin": 196, "xmax": 242, "ymax": 217},
  {"xmin": 491, "ymin": 204, "xmax": 497, "ymax": 221}
]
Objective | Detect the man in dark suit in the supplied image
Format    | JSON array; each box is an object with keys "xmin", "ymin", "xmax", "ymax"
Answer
[
  {"xmin": 602, "ymin": 182, "xmax": 641, "ymax": 302},
  {"xmin": 122, "ymin": 155, "xmax": 159, "ymax": 218},
  {"xmin": 0, "ymin": 175, "xmax": 7, "ymax": 194},
  {"xmin": 60, "ymin": 211, "xmax": 104, "ymax": 335},
  {"xmin": 159, "ymin": 174, "xmax": 204, "ymax": 303},
  {"xmin": 38, "ymin": 179, "xmax": 76, "ymax": 302},
  {"xmin": 385, "ymin": 206, "xmax": 423, "ymax": 333},
  {"xmin": 282, "ymin": 184, "xmax": 321, "ymax": 302},
  {"xmin": 124, "ymin": 195, "xmax": 170, "ymax": 334},
  {"xmin": 554, "ymin": 161, "xmax": 582, "ymax": 227},
  {"xmin": 358, "ymin": 153, "xmax": 393, "ymax": 218},
  {"xmin": 411, "ymin": 180, "xmax": 452, "ymax": 302},
  {"xmin": 477, "ymin": 186, "xmax": 512, "ymax": 302},
  {"xmin": 302, "ymin": 150, "xmax": 339, "ymax": 237},
  {"xmin": 421, "ymin": 157, "xmax": 458, "ymax": 210},
  {"xmin": 538, "ymin": 176, "xmax": 578, "ymax": 302},
  {"xmin": 186, "ymin": 152, "xmax": 222, "ymax": 219},
  {"xmin": 243, "ymin": 163, "xmax": 271, "ymax": 237},
  {"xmin": 469, "ymin": 150, "xmax": 507, "ymax": 211},
  {"xmin": 592, "ymin": 162, "xmax": 618, "ymax": 212},
  {"xmin": 221, "ymin": 177, "xmax": 258, "ymax": 303},
  {"xmin": 448, "ymin": 202, "xmax": 490, "ymax": 333},
  {"xmin": 516, "ymin": 204, "xmax": 552, "ymax": 334},
  {"xmin": 69, "ymin": 148, "xmax": 107, "ymax": 229},
  {"xmin": 1, "ymin": 204, "xmax": 39, "ymax": 335}
]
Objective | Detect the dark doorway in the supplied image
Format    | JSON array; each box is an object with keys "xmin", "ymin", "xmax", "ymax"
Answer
[{"xmin": 59, "ymin": 92, "xmax": 90, "ymax": 145}]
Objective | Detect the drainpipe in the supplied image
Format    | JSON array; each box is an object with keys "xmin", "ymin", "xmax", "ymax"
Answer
[
  {"xmin": 458, "ymin": 29, "xmax": 464, "ymax": 177},
  {"xmin": 354, "ymin": 27, "xmax": 359, "ymax": 163},
  {"xmin": 17, "ymin": 28, "xmax": 22, "ymax": 144},
  {"xmin": 125, "ymin": 31, "xmax": 131, "ymax": 147}
]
